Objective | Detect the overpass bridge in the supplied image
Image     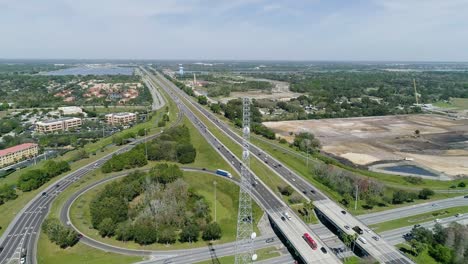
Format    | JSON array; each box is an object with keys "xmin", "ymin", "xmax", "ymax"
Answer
[{"xmin": 314, "ymin": 200, "xmax": 413, "ymax": 264}]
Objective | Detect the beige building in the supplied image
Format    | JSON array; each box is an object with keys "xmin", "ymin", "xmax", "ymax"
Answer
[
  {"xmin": 36, "ymin": 117, "xmax": 82, "ymax": 133},
  {"xmin": 0, "ymin": 143, "xmax": 39, "ymax": 168},
  {"xmin": 105, "ymin": 112, "xmax": 137, "ymax": 125},
  {"xmin": 58, "ymin": 106, "xmax": 83, "ymax": 116}
]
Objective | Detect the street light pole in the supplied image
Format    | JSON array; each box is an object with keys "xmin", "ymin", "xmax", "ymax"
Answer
[
  {"xmin": 354, "ymin": 184, "xmax": 359, "ymax": 211},
  {"xmin": 213, "ymin": 181, "xmax": 217, "ymax": 222},
  {"xmin": 145, "ymin": 128, "xmax": 148, "ymax": 160}
]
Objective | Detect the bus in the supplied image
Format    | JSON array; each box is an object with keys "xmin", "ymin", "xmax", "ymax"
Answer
[{"xmin": 303, "ymin": 233, "xmax": 317, "ymax": 250}]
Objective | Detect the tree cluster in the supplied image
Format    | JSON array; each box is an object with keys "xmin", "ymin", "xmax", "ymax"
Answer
[
  {"xmin": 146, "ymin": 125, "xmax": 196, "ymax": 164},
  {"xmin": 89, "ymin": 166, "xmax": 222, "ymax": 245},
  {"xmin": 42, "ymin": 218, "xmax": 79, "ymax": 248},
  {"xmin": 293, "ymin": 132, "xmax": 321, "ymax": 153},
  {"xmin": 408, "ymin": 223, "xmax": 468, "ymax": 264},
  {"xmin": 17, "ymin": 160, "xmax": 70, "ymax": 191},
  {"xmin": 101, "ymin": 145, "xmax": 147, "ymax": 173},
  {"xmin": 0, "ymin": 184, "xmax": 17, "ymax": 205}
]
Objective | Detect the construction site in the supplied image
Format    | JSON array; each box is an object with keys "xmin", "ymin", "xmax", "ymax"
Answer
[{"xmin": 263, "ymin": 114, "xmax": 468, "ymax": 180}]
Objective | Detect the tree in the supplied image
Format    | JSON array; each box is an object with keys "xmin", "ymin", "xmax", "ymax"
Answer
[
  {"xmin": 429, "ymin": 244, "xmax": 453, "ymax": 263},
  {"xmin": 210, "ymin": 103, "xmax": 221, "ymax": 114},
  {"xmin": 418, "ymin": 188, "xmax": 435, "ymax": 199},
  {"xmin": 409, "ymin": 239, "xmax": 426, "ymax": 256},
  {"xmin": 197, "ymin": 96, "xmax": 208, "ymax": 105},
  {"xmin": 115, "ymin": 221, "xmax": 134, "ymax": 242},
  {"xmin": 458, "ymin": 182, "xmax": 466, "ymax": 188},
  {"xmin": 98, "ymin": 217, "xmax": 116, "ymax": 237},
  {"xmin": 179, "ymin": 224, "xmax": 200, "ymax": 243},
  {"xmin": 158, "ymin": 226, "xmax": 177, "ymax": 244},
  {"xmin": 277, "ymin": 185, "xmax": 294, "ymax": 196},
  {"xmin": 133, "ymin": 223, "xmax": 158, "ymax": 245},
  {"xmin": 202, "ymin": 222, "xmax": 222, "ymax": 241},
  {"xmin": 137, "ymin": 128, "xmax": 146, "ymax": 137},
  {"xmin": 176, "ymin": 143, "xmax": 196, "ymax": 164},
  {"xmin": 364, "ymin": 195, "xmax": 379, "ymax": 209}
]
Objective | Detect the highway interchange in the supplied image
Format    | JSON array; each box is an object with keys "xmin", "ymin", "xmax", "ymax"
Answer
[
  {"xmin": 0, "ymin": 66, "xmax": 467, "ymax": 264},
  {"xmin": 147, "ymin": 69, "xmax": 415, "ymax": 264}
]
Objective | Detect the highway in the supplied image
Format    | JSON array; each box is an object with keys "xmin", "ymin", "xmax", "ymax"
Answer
[
  {"xmin": 0, "ymin": 81, "xmax": 170, "ymax": 264},
  {"xmin": 148, "ymin": 69, "xmax": 413, "ymax": 264},
  {"xmin": 144, "ymin": 68, "xmax": 341, "ymax": 264},
  {"xmin": 358, "ymin": 195, "xmax": 468, "ymax": 225}
]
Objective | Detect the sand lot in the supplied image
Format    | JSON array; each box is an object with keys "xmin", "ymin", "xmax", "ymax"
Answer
[{"xmin": 263, "ymin": 115, "xmax": 468, "ymax": 177}]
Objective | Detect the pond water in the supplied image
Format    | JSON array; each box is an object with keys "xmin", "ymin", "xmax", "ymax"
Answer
[
  {"xmin": 44, "ymin": 66, "xmax": 134, "ymax": 75},
  {"xmin": 382, "ymin": 165, "xmax": 438, "ymax": 177}
]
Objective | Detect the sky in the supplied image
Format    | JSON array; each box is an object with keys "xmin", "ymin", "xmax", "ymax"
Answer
[{"xmin": 0, "ymin": 0, "xmax": 468, "ymax": 61}]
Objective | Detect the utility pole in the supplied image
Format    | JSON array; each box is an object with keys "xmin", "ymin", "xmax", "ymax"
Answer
[
  {"xmin": 354, "ymin": 184, "xmax": 359, "ymax": 211},
  {"xmin": 213, "ymin": 181, "xmax": 217, "ymax": 222}
]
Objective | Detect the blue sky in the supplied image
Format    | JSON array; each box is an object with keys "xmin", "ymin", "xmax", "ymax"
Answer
[{"xmin": 0, "ymin": 0, "xmax": 467, "ymax": 61}]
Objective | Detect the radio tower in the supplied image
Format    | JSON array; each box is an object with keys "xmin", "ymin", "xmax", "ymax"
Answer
[{"xmin": 234, "ymin": 98, "xmax": 257, "ymax": 264}]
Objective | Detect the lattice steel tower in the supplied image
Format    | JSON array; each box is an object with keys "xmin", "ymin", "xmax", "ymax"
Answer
[{"xmin": 234, "ymin": 98, "xmax": 257, "ymax": 264}]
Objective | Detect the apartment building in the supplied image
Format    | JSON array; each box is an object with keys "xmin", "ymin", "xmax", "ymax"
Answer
[
  {"xmin": 105, "ymin": 112, "xmax": 137, "ymax": 125},
  {"xmin": 0, "ymin": 143, "xmax": 39, "ymax": 168},
  {"xmin": 35, "ymin": 117, "xmax": 82, "ymax": 133}
]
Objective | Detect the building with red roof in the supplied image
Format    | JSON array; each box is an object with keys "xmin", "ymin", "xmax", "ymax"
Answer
[{"xmin": 0, "ymin": 143, "xmax": 38, "ymax": 168}]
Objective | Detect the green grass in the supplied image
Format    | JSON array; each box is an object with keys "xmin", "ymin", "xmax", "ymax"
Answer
[
  {"xmin": 343, "ymin": 256, "xmax": 362, "ymax": 264},
  {"xmin": 193, "ymin": 246, "xmax": 281, "ymax": 264},
  {"xmin": 397, "ymin": 243, "xmax": 438, "ymax": 264},
  {"xmin": 370, "ymin": 206, "xmax": 468, "ymax": 232},
  {"xmin": 37, "ymin": 232, "xmax": 142, "ymax": 264},
  {"xmin": 434, "ymin": 97, "xmax": 468, "ymax": 110},
  {"xmin": 69, "ymin": 170, "xmax": 262, "ymax": 250}
]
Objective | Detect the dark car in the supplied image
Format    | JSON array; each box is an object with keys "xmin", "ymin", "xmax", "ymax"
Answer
[
  {"xmin": 320, "ymin": 247, "xmax": 327, "ymax": 254},
  {"xmin": 302, "ymin": 190, "xmax": 307, "ymax": 194},
  {"xmin": 310, "ymin": 189, "xmax": 315, "ymax": 194},
  {"xmin": 55, "ymin": 184, "xmax": 60, "ymax": 188},
  {"xmin": 464, "ymin": 195, "xmax": 468, "ymax": 198},
  {"xmin": 42, "ymin": 192, "xmax": 47, "ymax": 196},
  {"xmin": 77, "ymin": 234, "xmax": 83, "ymax": 239},
  {"xmin": 265, "ymin": 238, "xmax": 275, "ymax": 243},
  {"xmin": 202, "ymin": 168, "xmax": 206, "ymax": 171},
  {"xmin": 341, "ymin": 210, "xmax": 347, "ymax": 215}
]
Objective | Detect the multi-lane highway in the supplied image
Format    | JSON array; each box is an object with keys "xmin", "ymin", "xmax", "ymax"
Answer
[
  {"xmin": 148, "ymin": 69, "xmax": 413, "ymax": 264},
  {"xmin": 144, "ymin": 68, "xmax": 341, "ymax": 264},
  {"xmin": 0, "ymin": 81, "xmax": 170, "ymax": 264},
  {"xmin": 358, "ymin": 195, "xmax": 468, "ymax": 225}
]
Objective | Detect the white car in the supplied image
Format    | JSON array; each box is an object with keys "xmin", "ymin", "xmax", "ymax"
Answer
[
  {"xmin": 283, "ymin": 212, "xmax": 292, "ymax": 220},
  {"xmin": 20, "ymin": 257, "xmax": 25, "ymax": 264},
  {"xmin": 435, "ymin": 219, "xmax": 441, "ymax": 223},
  {"xmin": 358, "ymin": 236, "xmax": 367, "ymax": 244}
]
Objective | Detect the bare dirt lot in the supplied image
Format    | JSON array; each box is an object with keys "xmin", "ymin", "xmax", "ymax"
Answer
[
  {"xmin": 263, "ymin": 114, "xmax": 468, "ymax": 178},
  {"xmin": 219, "ymin": 78, "xmax": 302, "ymax": 103}
]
